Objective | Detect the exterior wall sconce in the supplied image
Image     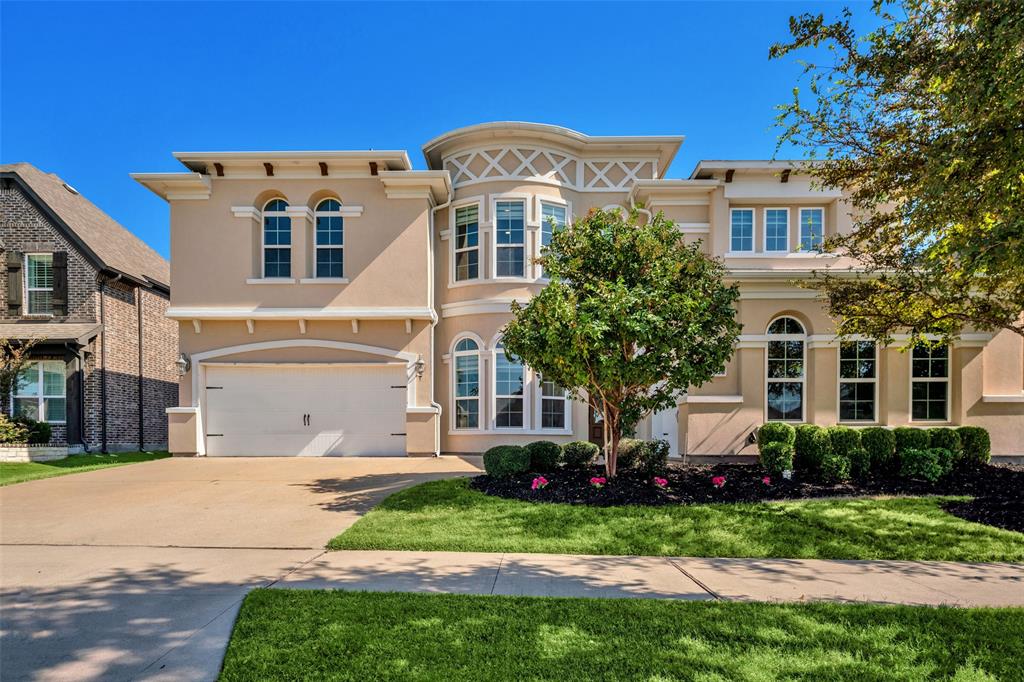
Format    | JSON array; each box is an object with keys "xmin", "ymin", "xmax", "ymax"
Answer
[
  {"xmin": 175, "ymin": 353, "xmax": 191, "ymax": 377},
  {"xmin": 414, "ymin": 357, "xmax": 425, "ymax": 378}
]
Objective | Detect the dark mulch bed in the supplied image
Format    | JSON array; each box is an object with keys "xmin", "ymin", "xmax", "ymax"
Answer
[{"xmin": 470, "ymin": 462, "xmax": 1024, "ymax": 533}]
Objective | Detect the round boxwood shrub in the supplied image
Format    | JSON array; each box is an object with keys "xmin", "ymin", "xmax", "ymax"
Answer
[
  {"xmin": 482, "ymin": 445, "xmax": 530, "ymax": 478},
  {"xmin": 759, "ymin": 441, "xmax": 795, "ymax": 477},
  {"xmin": 957, "ymin": 426, "xmax": 991, "ymax": 465},
  {"xmin": 635, "ymin": 439, "xmax": 670, "ymax": 477},
  {"xmin": 757, "ymin": 422, "xmax": 796, "ymax": 449},
  {"xmin": 616, "ymin": 438, "xmax": 645, "ymax": 470},
  {"xmin": 848, "ymin": 447, "xmax": 872, "ymax": 479},
  {"xmin": 932, "ymin": 447, "xmax": 954, "ymax": 477},
  {"xmin": 794, "ymin": 425, "xmax": 832, "ymax": 475},
  {"xmin": 562, "ymin": 440, "xmax": 600, "ymax": 469},
  {"xmin": 828, "ymin": 426, "xmax": 862, "ymax": 459},
  {"xmin": 524, "ymin": 441, "xmax": 561, "ymax": 472},
  {"xmin": 894, "ymin": 427, "xmax": 930, "ymax": 454},
  {"xmin": 819, "ymin": 452, "xmax": 851, "ymax": 483},
  {"xmin": 899, "ymin": 447, "xmax": 944, "ymax": 482},
  {"xmin": 860, "ymin": 427, "xmax": 896, "ymax": 473},
  {"xmin": 927, "ymin": 428, "xmax": 962, "ymax": 461}
]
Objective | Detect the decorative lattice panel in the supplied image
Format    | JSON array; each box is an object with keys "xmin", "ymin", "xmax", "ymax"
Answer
[{"xmin": 444, "ymin": 146, "xmax": 655, "ymax": 191}]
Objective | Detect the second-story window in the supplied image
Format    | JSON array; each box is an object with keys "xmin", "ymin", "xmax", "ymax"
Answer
[
  {"xmin": 495, "ymin": 200, "xmax": 525, "ymax": 278},
  {"xmin": 539, "ymin": 201, "xmax": 566, "ymax": 278},
  {"xmin": 262, "ymin": 199, "xmax": 291, "ymax": 278},
  {"xmin": 730, "ymin": 209, "xmax": 754, "ymax": 252},
  {"xmin": 765, "ymin": 209, "xmax": 789, "ymax": 252},
  {"xmin": 800, "ymin": 208, "xmax": 824, "ymax": 251},
  {"xmin": 25, "ymin": 253, "xmax": 54, "ymax": 315},
  {"xmin": 454, "ymin": 205, "xmax": 479, "ymax": 282},
  {"xmin": 315, "ymin": 199, "xmax": 344, "ymax": 278}
]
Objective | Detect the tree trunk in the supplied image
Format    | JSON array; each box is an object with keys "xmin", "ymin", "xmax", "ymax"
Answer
[{"xmin": 604, "ymin": 400, "xmax": 621, "ymax": 479}]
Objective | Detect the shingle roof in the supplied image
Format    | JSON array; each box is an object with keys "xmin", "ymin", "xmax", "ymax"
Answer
[
  {"xmin": 1, "ymin": 162, "xmax": 169, "ymax": 288},
  {"xmin": 0, "ymin": 322, "xmax": 101, "ymax": 345}
]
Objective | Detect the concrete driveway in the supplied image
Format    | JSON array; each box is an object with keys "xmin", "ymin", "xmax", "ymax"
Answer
[{"xmin": 0, "ymin": 456, "xmax": 481, "ymax": 681}]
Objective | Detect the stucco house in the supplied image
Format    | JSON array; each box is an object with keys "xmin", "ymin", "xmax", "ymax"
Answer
[
  {"xmin": 1, "ymin": 163, "xmax": 177, "ymax": 455},
  {"xmin": 133, "ymin": 122, "xmax": 1024, "ymax": 459}
]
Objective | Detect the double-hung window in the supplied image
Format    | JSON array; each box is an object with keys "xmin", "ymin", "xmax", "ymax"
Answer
[
  {"xmin": 262, "ymin": 199, "xmax": 291, "ymax": 278},
  {"xmin": 12, "ymin": 360, "xmax": 66, "ymax": 424},
  {"xmin": 453, "ymin": 338, "xmax": 480, "ymax": 429},
  {"xmin": 495, "ymin": 201, "xmax": 525, "ymax": 278},
  {"xmin": 911, "ymin": 344, "xmax": 949, "ymax": 421},
  {"xmin": 799, "ymin": 208, "xmax": 824, "ymax": 251},
  {"xmin": 764, "ymin": 208, "xmax": 789, "ymax": 252},
  {"xmin": 314, "ymin": 199, "xmax": 344, "ymax": 278},
  {"xmin": 25, "ymin": 254, "xmax": 54, "ymax": 315},
  {"xmin": 494, "ymin": 343, "xmax": 525, "ymax": 428},
  {"xmin": 839, "ymin": 341, "xmax": 877, "ymax": 422},
  {"xmin": 540, "ymin": 377, "xmax": 567, "ymax": 429},
  {"xmin": 766, "ymin": 317, "xmax": 805, "ymax": 421},
  {"xmin": 454, "ymin": 205, "xmax": 479, "ymax": 282},
  {"xmin": 730, "ymin": 209, "xmax": 754, "ymax": 252},
  {"xmin": 539, "ymin": 201, "xmax": 566, "ymax": 278}
]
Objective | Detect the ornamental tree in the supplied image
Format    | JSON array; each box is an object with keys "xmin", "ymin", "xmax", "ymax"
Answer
[
  {"xmin": 771, "ymin": 0, "xmax": 1024, "ymax": 343},
  {"xmin": 500, "ymin": 207, "xmax": 741, "ymax": 478}
]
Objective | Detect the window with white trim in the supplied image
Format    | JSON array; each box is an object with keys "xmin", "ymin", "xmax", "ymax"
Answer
[
  {"xmin": 839, "ymin": 341, "xmax": 876, "ymax": 422},
  {"xmin": 730, "ymin": 209, "xmax": 754, "ymax": 252},
  {"xmin": 764, "ymin": 209, "xmax": 789, "ymax": 252},
  {"xmin": 453, "ymin": 338, "xmax": 480, "ymax": 429},
  {"xmin": 12, "ymin": 360, "xmax": 66, "ymax": 424},
  {"xmin": 262, "ymin": 199, "xmax": 291, "ymax": 278},
  {"xmin": 911, "ymin": 344, "xmax": 949, "ymax": 421},
  {"xmin": 494, "ymin": 342, "xmax": 525, "ymax": 428},
  {"xmin": 495, "ymin": 200, "xmax": 525, "ymax": 277},
  {"xmin": 314, "ymin": 199, "xmax": 343, "ymax": 278},
  {"xmin": 25, "ymin": 253, "xmax": 54, "ymax": 315},
  {"xmin": 539, "ymin": 201, "xmax": 566, "ymax": 278},
  {"xmin": 454, "ymin": 205, "xmax": 479, "ymax": 281},
  {"xmin": 799, "ymin": 207, "xmax": 824, "ymax": 251},
  {"xmin": 766, "ymin": 316, "xmax": 804, "ymax": 421},
  {"xmin": 540, "ymin": 376, "xmax": 568, "ymax": 429}
]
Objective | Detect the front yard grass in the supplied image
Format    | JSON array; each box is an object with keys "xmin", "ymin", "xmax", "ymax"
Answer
[
  {"xmin": 327, "ymin": 478, "xmax": 1024, "ymax": 562},
  {"xmin": 0, "ymin": 451, "xmax": 170, "ymax": 486},
  {"xmin": 221, "ymin": 590, "xmax": 1024, "ymax": 681}
]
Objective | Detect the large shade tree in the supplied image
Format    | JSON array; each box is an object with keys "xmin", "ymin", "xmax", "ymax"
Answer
[
  {"xmin": 501, "ymin": 208, "xmax": 741, "ymax": 478},
  {"xmin": 771, "ymin": 0, "xmax": 1024, "ymax": 343}
]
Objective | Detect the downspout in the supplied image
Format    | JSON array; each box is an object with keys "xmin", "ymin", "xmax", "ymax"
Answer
[
  {"xmin": 136, "ymin": 286, "xmax": 145, "ymax": 451},
  {"xmin": 630, "ymin": 196, "xmax": 652, "ymax": 224},
  {"xmin": 429, "ymin": 190, "xmax": 453, "ymax": 457},
  {"xmin": 99, "ymin": 273, "xmax": 121, "ymax": 453}
]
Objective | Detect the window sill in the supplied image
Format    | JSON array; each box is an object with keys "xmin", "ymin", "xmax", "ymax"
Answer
[
  {"xmin": 299, "ymin": 278, "xmax": 349, "ymax": 284},
  {"xmin": 246, "ymin": 278, "xmax": 296, "ymax": 285},
  {"xmin": 448, "ymin": 429, "xmax": 573, "ymax": 436},
  {"xmin": 723, "ymin": 252, "xmax": 834, "ymax": 259}
]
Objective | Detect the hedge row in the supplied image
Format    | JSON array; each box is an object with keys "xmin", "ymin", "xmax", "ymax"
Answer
[
  {"xmin": 757, "ymin": 423, "xmax": 991, "ymax": 483},
  {"xmin": 482, "ymin": 439, "xmax": 669, "ymax": 478},
  {"xmin": 0, "ymin": 414, "xmax": 53, "ymax": 445}
]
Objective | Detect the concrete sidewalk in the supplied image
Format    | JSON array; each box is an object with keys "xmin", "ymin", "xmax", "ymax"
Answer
[{"xmin": 279, "ymin": 550, "xmax": 1024, "ymax": 608}]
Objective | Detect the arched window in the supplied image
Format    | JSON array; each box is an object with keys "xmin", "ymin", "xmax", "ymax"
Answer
[
  {"xmin": 453, "ymin": 338, "xmax": 480, "ymax": 430},
  {"xmin": 262, "ymin": 199, "xmax": 291, "ymax": 278},
  {"xmin": 494, "ymin": 342, "xmax": 525, "ymax": 428},
  {"xmin": 314, "ymin": 199, "xmax": 344, "ymax": 278},
  {"xmin": 766, "ymin": 316, "xmax": 805, "ymax": 422}
]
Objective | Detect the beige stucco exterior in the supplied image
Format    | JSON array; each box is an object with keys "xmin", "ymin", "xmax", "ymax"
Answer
[{"xmin": 135, "ymin": 123, "xmax": 1024, "ymax": 458}]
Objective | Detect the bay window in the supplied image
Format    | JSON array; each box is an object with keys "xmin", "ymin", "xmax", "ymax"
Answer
[
  {"xmin": 454, "ymin": 205, "xmax": 479, "ymax": 282},
  {"xmin": 495, "ymin": 201, "xmax": 525, "ymax": 277}
]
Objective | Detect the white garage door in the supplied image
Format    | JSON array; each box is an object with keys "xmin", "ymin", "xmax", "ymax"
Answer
[{"xmin": 203, "ymin": 364, "xmax": 407, "ymax": 456}]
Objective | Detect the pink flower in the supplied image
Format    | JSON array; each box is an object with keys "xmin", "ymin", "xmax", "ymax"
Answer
[
  {"xmin": 653, "ymin": 477, "xmax": 668, "ymax": 488},
  {"xmin": 531, "ymin": 476, "xmax": 548, "ymax": 490},
  {"xmin": 712, "ymin": 476, "xmax": 727, "ymax": 488},
  {"xmin": 762, "ymin": 476, "xmax": 771, "ymax": 485},
  {"xmin": 590, "ymin": 476, "xmax": 607, "ymax": 489}
]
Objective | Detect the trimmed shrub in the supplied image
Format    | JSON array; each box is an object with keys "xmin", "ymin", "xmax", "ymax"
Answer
[
  {"xmin": 819, "ymin": 452, "xmax": 851, "ymax": 483},
  {"xmin": 828, "ymin": 426, "xmax": 862, "ymax": 459},
  {"xmin": 0, "ymin": 414, "xmax": 30, "ymax": 444},
  {"xmin": 616, "ymin": 438, "xmax": 645, "ymax": 470},
  {"xmin": 635, "ymin": 439, "xmax": 670, "ymax": 477},
  {"xmin": 894, "ymin": 427, "xmax": 930, "ymax": 454},
  {"xmin": 757, "ymin": 422, "xmax": 796, "ymax": 449},
  {"xmin": 860, "ymin": 427, "xmax": 896, "ymax": 473},
  {"xmin": 524, "ymin": 441, "xmax": 561, "ymax": 472},
  {"xmin": 794, "ymin": 425, "xmax": 832, "ymax": 475},
  {"xmin": 562, "ymin": 441, "xmax": 600, "ymax": 469},
  {"xmin": 899, "ymin": 448, "xmax": 944, "ymax": 483},
  {"xmin": 759, "ymin": 442, "xmax": 795, "ymax": 477},
  {"xmin": 957, "ymin": 426, "xmax": 992, "ymax": 465},
  {"xmin": 482, "ymin": 445, "xmax": 530, "ymax": 478},
  {"xmin": 848, "ymin": 447, "xmax": 872, "ymax": 479},
  {"xmin": 928, "ymin": 428, "xmax": 962, "ymax": 461},
  {"xmin": 10, "ymin": 417, "xmax": 52, "ymax": 445},
  {"xmin": 932, "ymin": 447, "xmax": 954, "ymax": 477}
]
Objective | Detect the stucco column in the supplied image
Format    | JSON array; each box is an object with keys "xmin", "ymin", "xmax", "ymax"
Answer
[
  {"xmin": 885, "ymin": 345, "xmax": 911, "ymax": 425},
  {"xmin": 285, "ymin": 206, "xmax": 312, "ymax": 280},
  {"xmin": 808, "ymin": 343, "xmax": 837, "ymax": 425}
]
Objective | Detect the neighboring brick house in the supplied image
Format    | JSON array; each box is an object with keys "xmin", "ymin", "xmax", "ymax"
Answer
[{"xmin": 0, "ymin": 162, "xmax": 176, "ymax": 452}]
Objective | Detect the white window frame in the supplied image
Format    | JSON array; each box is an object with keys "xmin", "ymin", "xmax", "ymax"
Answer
[
  {"xmin": 10, "ymin": 360, "xmax": 66, "ymax": 424},
  {"xmin": 536, "ymin": 196, "xmax": 570, "ymax": 281},
  {"xmin": 909, "ymin": 344, "xmax": 951, "ymax": 423},
  {"xmin": 535, "ymin": 374, "xmax": 571, "ymax": 433},
  {"xmin": 798, "ymin": 207, "xmax": 825, "ymax": 252},
  {"xmin": 764, "ymin": 316, "xmax": 806, "ymax": 423},
  {"xmin": 492, "ymin": 341, "xmax": 529, "ymax": 430},
  {"xmin": 729, "ymin": 208, "xmax": 755, "ymax": 254},
  {"xmin": 762, "ymin": 207, "xmax": 790, "ymax": 253},
  {"xmin": 261, "ymin": 198, "xmax": 292, "ymax": 279},
  {"xmin": 451, "ymin": 335, "xmax": 483, "ymax": 431},
  {"xmin": 837, "ymin": 340, "xmax": 878, "ymax": 423},
  {"xmin": 313, "ymin": 199, "xmax": 344, "ymax": 280},
  {"xmin": 24, "ymin": 252, "xmax": 54, "ymax": 317},
  {"xmin": 451, "ymin": 201, "xmax": 482, "ymax": 284},
  {"xmin": 491, "ymin": 197, "xmax": 529, "ymax": 280}
]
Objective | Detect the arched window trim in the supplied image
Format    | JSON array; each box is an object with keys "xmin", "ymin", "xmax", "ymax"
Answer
[
  {"xmin": 261, "ymin": 198, "xmax": 291, "ymax": 279},
  {"xmin": 313, "ymin": 198, "xmax": 344, "ymax": 279},
  {"xmin": 451, "ymin": 334, "xmax": 482, "ymax": 431},
  {"xmin": 765, "ymin": 316, "xmax": 806, "ymax": 423}
]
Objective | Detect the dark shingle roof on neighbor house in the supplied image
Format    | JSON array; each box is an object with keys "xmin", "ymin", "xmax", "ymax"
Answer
[{"xmin": 1, "ymin": 162, "xmax": 169, "ymax": 289}]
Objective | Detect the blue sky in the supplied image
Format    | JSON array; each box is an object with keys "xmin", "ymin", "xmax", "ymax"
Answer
[{"xmin": 1, "ymin": 1, "xmax": 874, "ymax": 258}]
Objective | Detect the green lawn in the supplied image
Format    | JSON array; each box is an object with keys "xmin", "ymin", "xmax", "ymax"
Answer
[
  {"xmin": 0, "ymin": 451, "xmax": 170, "ymax": 486},
  {"xmin": 221, "ymin": 590, "xmax": 1024, "ymax": 681},
  {"xmin": 328, "ymin": 478, "xmax": 1024, "ymax": 562}
]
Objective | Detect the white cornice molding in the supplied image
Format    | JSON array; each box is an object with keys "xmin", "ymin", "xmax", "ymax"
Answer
[
  {"xmin": 231, "ymin": 205, "xmax": 260, "ymax": 220},
  {"xmin": 131, "ymin": 172, "xmax": 211, "ymax": 201},
  {"xmin": 440, "ymin": 297, "xmax": 524, "ymax": 318},
  {"xmin": 284, "ymin": 206, "xmax": 313, "ymax": 221},
  {"xmin": 167, "ymin": 306, "xmax": 437, "ymax": 322},
  {"xmin": 982, "ymin": 394, "xmax": 1024, "ymax": 403},
  {"xmin": 682, "ymin": 395, "xmax": 743, "ymax": 404}
]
